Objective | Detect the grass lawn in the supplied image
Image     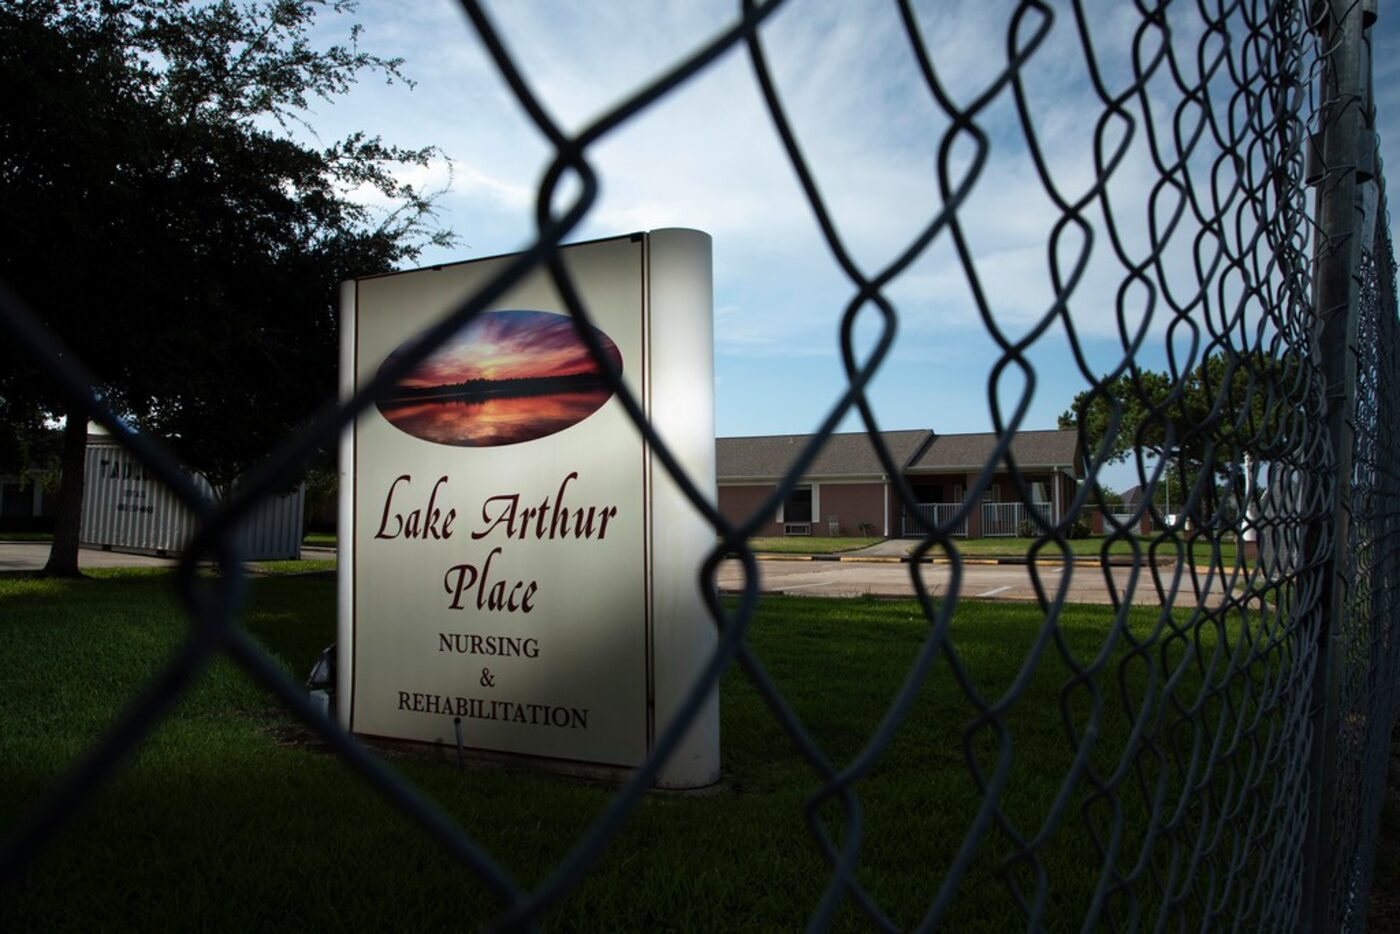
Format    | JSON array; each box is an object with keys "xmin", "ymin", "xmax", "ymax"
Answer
[
  {"xmin": 248, "ymin": 558, "xmax": 336, "ymax": 575},
  {"xmin": 4, "ymin": 531, "xmax": 1244, "ymax": 568},
  {"xmin": 0, "ymin": 531, "xmax": 52, "ymax": 542},
  {"xmin": 909, "ymin": 535, "xmax": 1242, "ymax": 564},
  {"xmin": 1, "ymin": 571, "xmax": 1293, "ymax": 930},
  {"xmin": 742, "ymin": 536, "xmax": 882, "ymax": 554}
]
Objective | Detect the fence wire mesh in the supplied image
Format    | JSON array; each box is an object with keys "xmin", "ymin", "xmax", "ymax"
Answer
[{"xmin": 2, "ymin": 0, "xmax": 1398, "ymax": 930}]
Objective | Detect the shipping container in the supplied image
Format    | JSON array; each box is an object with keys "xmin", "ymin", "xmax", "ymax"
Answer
[{"xmin": 80, "ymin": 433, "xmax": 303, "ymax": 560}]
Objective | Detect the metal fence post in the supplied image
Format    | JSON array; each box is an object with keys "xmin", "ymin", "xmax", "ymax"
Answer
[{"xmin": 1301, "ymin": 0, "xmax": 1368, "ymax": 929}]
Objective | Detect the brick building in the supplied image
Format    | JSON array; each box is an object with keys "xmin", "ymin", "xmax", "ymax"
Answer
[{"xmin": 717, "ymin": 428, "xmax": 1084, "ymax": 538}]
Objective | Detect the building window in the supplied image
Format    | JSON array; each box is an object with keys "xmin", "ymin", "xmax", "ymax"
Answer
[{"xmin": 783, "ymin": 486, "xmax": 813, "ymax": 523}]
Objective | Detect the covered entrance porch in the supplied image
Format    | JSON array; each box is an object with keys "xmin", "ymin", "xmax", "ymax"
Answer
[{"xmin": 899, "ymin": 474, "xmax": 1066, "ymax": 537}]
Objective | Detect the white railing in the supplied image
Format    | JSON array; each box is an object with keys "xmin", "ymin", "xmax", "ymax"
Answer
[
  {"xmin": 902, "ymin": 501, "xmax": 1056, "ymax": 537},
  {"xmin": 981, "ymin": 501, "xmax": 1053, "ymax": 537},
  {"xmin": 902, "ymin": 503, "xmax": 968, "ymax": 537}
]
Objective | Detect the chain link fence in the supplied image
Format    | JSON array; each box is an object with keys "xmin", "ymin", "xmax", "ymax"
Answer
[{"xmin": 3, "ymin": 0, "xmax": 1397, "ymax": 929}]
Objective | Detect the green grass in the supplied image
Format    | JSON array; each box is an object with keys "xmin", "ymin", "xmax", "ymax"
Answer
[
  {"xmin": 248, "ymin": 558, "xmax": 336, "ymax": 575},
  {"xmin": 907, "ymin": 535, "xmax": 1242, "ymax": 564},
  {"xmin": 0, "ymin": 572, "xmax": 1293, "ymax": 930},
  {"xmin": 303, "ymin": 531, "xmax": 336, "ymax": 547},
  {"xmin": 744, "ymin": 536, "xmax": 882, "ymax": 554},
  {"xmin": 0, "ymin": 531, "xmax": 53, "ymax": 542}
]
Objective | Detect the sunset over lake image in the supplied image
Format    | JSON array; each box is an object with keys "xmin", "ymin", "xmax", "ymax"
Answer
[{"xmin": 375, "ymin": 310, "xmax": 623, "ymax": 446}]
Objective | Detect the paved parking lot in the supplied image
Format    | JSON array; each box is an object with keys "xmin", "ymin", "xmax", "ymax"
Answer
[
  {"xmin": 1, "ymin": 540, "xmax": 1239, "ymax": 607},
  {"xmin": 0, "ymin": 541, "xmax": 178, "ymax": 573},
  {"xmin": 716, "ymin": 556, "xmax": 1241, "ymax": 607}
]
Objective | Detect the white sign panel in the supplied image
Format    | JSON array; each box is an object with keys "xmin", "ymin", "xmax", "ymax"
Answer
[{"xmin": 338, "ymin": 230, "xmax": 719, "ymax": 788}]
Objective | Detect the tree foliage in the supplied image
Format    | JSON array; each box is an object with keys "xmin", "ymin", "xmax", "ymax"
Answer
[
  {"xmin": 1059, "ymin": 351, "xmax": 1306, "ymax": 522},
  {"xmin": 1058, "ymin": 352, "xmax": 1302, "ymax": 476},
  {"xmin": 0, "ymin": 0, "xmax": 452, "ymax": 571}
]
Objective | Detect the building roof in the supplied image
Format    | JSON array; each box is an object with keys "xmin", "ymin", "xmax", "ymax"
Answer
[
  {"xmin": 1119, "ymin": 484, "xmax": 1146, "ymax": 506},
  {"xmin": 716, "ymin": 429, "xmax": 931, "ymax": 480},
  {"xmin": 905, "ymin": 429, "xmax": 1081, "ymax": 473},
  {"xmin": 716, "ymin": 428, "xmax": 1083, "ymax": 480}
]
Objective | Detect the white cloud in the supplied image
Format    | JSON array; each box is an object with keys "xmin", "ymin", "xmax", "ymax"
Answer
[{"xmin": 311, "ymin": 0, "xmax": 1389, "ymax": 429}]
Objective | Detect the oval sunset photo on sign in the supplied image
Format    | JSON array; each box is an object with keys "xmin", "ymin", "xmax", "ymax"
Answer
[{"xmin": 374, "ymin": 310, "xmax": 623, "ymax": 447}]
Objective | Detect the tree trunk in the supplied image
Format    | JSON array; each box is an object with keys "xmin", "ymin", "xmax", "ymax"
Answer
[{"xmin": 41, "ymin": 410, "xmax": 87, "ymax": 577}]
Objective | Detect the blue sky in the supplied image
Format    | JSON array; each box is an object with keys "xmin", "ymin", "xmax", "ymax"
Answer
[{"xmin": 305, "ymin": 1, "xmax": 1400, "ymax": 493}]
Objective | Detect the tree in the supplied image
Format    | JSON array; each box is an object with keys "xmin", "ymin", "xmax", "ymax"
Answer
[
  {"xmin": 1059, "ymin": 352, "xmax": 1302, "ymax": 522},
  {"xmin": 0, "ymin": 0, "xmax": 451, "ymax": 575},
  {"xmin": 1096, "ymin": 484, "xmax": 1124, "ymax": 507}
]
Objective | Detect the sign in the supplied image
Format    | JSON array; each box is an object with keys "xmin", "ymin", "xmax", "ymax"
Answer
[{"xmin": 337, "ymin": 230, "xmax": 719, "ymax": 788}]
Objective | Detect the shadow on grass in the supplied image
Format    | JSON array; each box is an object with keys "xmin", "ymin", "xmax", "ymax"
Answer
[{"xmin": 1, "ymin": 573, "xmax": 1307, "ymax": 930}]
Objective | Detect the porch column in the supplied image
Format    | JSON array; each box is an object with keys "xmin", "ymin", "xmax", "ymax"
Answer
[
  {"xmin": 882, "ymin": 479, "xmax": 890, "ymax": 538},
  {"xmin": 1052, "ymin": 469, "xmax": 1061, "ymax": 526},
  {"xmin": 965, "ymin": 471, "xmax": 982, "ymax": 538}
]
